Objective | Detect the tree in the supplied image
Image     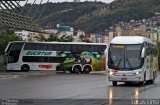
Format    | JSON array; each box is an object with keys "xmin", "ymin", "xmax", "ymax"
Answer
[
  {"xmin": 60, "ymin": 35, "xmax": 73, "ymax": 42},
  {"xmin": 37, "ymin": 33, "xmax": 47, "ymax": 41},
  {"xmin": 48, "ymin": 33, "xmax": 59, "ymax": 41},
  {"xmin": 0, "ymin": 30, "xmax": 22, "ymax": 55},
  {"xmin": 47, "ymin": 33, "xmax": 73, "ymax": 42}
]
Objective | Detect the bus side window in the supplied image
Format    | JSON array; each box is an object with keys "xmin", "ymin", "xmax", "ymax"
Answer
[
  {"xmin": 36, "ymin": 44, "xmax": 47, "ymax": 50},
  {"xmin": 24, "ymin": 43, "xmax": 36, "ymax": 50},
  {"xmin": 59, "ymin": 44, "xmax": 71, "ymax": 51},
  {"xmin": 48, "ymin": 44, "xmax": 59, "ymax": 51}
]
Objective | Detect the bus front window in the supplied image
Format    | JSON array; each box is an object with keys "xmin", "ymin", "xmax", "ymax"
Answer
[
  {"xmin": 108, "ymin": 45, "xmax": 142, "ymax": 70},
  {"xmin": 125, "ymin": 45, "xmax": 142, "ymax": 69},
  {"xmin": 108, "ymin": 45, "xmax": 124, "ymax": 69}
]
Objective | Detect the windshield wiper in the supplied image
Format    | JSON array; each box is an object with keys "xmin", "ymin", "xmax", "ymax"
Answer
[
  {"xmin": 115, "ymin": 58, "xmax": 122, "ymax": 68},
  {"xmin": 125, "ymin": 58, "xmax": 132, "ymax": 69}
]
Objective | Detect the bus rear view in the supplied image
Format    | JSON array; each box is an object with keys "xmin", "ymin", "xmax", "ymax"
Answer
[{"xmin": 107, "ymin": 36, "xmax": 158, "ymax": 86}]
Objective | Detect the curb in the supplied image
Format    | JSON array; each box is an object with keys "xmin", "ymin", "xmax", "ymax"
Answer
[{"xmin": 90, "ymin": 71, "xmax": 107, "ymax": 74}]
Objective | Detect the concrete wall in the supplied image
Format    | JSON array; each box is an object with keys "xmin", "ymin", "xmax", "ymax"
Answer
[
  {"xmin": 0, "ymin": 55, "xmax": 5, "ymax": 71},
  {"xmin": 0, "ymin": 55, "xmax": 3, "ymax": 63}
]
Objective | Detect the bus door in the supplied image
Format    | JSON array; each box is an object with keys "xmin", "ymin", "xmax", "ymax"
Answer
[
  {"xmin": 4, "ymin": 43, "xmax": 13, "ymax": 66},
  {"xmin": 7, "ymin": 43, "xmax": 24, "ymax": 64}
]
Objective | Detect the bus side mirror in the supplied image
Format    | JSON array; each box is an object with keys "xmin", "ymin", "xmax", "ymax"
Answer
[
  {"xmin": 104, "ymin": 47, "xmax": 109, "ymax": 71},
  {"xmin": 104, "ymin": 48, "xmax": 108, "ymax": 58},
  {"xmin": 141, "ymin": 47, "xmax": 146, "ymax": 58}
]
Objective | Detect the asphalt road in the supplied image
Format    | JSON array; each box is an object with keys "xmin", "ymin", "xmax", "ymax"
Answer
[{"xmin": 0, "ymin": 71, "xmax": 160, "ymax": 105}]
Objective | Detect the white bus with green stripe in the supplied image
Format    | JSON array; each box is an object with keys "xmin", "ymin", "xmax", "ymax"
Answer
[{"xmin": 4, "ymin": 41, "xmax": 107, "ymax": 73}]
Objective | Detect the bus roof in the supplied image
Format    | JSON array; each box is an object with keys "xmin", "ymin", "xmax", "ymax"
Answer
[
  {"xmin": 110, "ymin": 36, "xmax": 156, "ymax": 45},
  {"xmin": 10, "ymin": 41, "xmax": 107, "ymax": 46}
]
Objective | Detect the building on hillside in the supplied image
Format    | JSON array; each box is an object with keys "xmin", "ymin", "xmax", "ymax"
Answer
[
  {"xmin": 121, "ymin": 24, "xmax": 149, "ymax": 38},
  {"xmin": 95, "ymin": 34, "xmax": 109, "ymax": 44},
  {"xmin": 81, "ymin": 32, "xmax": 94, "ymax": 42},
  {"xmin": 56, "ymin": 24, "xmax": 74, "ymax": 37},
  {"xmin": 74, "ymin": 0, "xmax": 80, "ymax": 2},
  {"xmin": 73, "ymin": 30, "xmax": 85, "ymax": 42},
  {"xmin": 15, "ymin": 30, "xmax": 38, "ymax": 41},
  {"xmin": 108, "ymin": 26, "xmax": 122, "ymax": 43},
  {"xmin": 101, "ymin": 35, "xmax": 109, "ymax": 44},
  {"xmin": 90, "ymin": 33, "xmax": 96, "ymax": 43},
  {"xmin": 108, "ymin": 23, "xmax": 150, "ymax": 43},
  {"xmin": 149, "ymin": 32, "xmax": 160, "ymax": 43},
  {"xmin": 43, "ymin": 29, "xmax": 57, "ymax": 39}
]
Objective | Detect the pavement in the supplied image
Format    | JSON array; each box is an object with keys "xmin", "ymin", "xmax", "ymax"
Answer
[
  {"xmin": 0, "ymin": 70, "xmax": 107, "ymax": 80},
  {"xmin": 0, "ymin": 69, "xmax": 160, "ymax": 105}
]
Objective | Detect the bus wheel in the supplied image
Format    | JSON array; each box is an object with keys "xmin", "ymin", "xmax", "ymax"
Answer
[
  {"xmin": 151, "ymin": 72, "xmax": 156, "ymax": 84},
  {"xmin": 73, "ymin": 65, "xmax": 81, "ymax": 73},
  {"xmin": 69, "ymin": 67, "xmax": 75, "ymax": 73},
  {"xmin": 69, "ymin": 69, "xmax": 75, "ymax": 73},
  {"xmin": 21, "ymin": 64, "xmax": 30, "ymax": 72},
  {"xmin": 112, "ymin": 81, "xmax": 117, "ymax": 86},
  {"xmin": 83, "ymin": 65, "xmax": 92, "ymax": 74},
  {"xmin": 56, "ymin": 65, "xmax": 61, "ymax": 71},
  {"xmin": 139, "ymin": 73, "xmax": 146, "ymax": 86}
]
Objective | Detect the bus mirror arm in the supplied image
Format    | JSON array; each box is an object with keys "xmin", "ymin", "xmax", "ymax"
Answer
[
  {"xmin": 141, "ymin": 47, "xmax": 146, "ymax": 58},
  {"xmin": 104, "ymin": 47, "xmax": 108, "ymax": 58}
]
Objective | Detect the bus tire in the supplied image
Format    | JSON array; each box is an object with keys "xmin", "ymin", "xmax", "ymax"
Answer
[
  {"xmin": 69, "ymin": 67, "xmax": 75, "ymax": 73},
  {"xmin": 69, "ymin": 69, "xmax": 75, "ymax": 73},
  {"xmin": 56, "ymin": 65, "xmax": 61, "ymax": 71},
  {"xmin": 112, "ymin": 81, "xmax": 117, "ymax": 86},
  {"xmin": 21, "ymin": 64, "xmax": 30, "ymax": 72},
  {"xmin": 83, "ymin": 65, "xmax": 92, "ymax": 74},
  {"xmin": 72, "ymin": 65, "xmax": 81, "ymax": 73},
  {"xmin": 151, "ymin": 72, "xmax": 156, "ymax": 84},
  {"xmin": 139, "ymin": 73, "xmax": 146, "ymax": 86}
]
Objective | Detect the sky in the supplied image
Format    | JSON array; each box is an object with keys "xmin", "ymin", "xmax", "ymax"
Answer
[{"xmin": 20, "ymin": 0, "xmax": 114, "ymax": 6}]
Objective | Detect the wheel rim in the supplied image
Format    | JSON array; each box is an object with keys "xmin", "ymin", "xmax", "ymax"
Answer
[
  {"xmin": 74, "ymin": 66, "xmax": 81, "ymax": 73},
  {"xmin": 22, "ymin": 65, "xmax": 29, "ymax": 71},
  {"xmin": 24, "ymin": 67, "xmax": 28, "ymax": 70},
  {"xmin": 84, "ymin": 66, "xmax": 91, "ymax": 73}
]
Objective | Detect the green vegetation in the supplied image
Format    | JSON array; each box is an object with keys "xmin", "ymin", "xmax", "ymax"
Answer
[
  {"xmin": 38, "ymin": 33, "xmax": 73, "ymax": 42},
  {"xmin": 21, "ymin": 0, "xmax": 160, "ymax": 33},
  {"xmin": 0, "ymin": 30, "xmax": 22, "ymax": 55},
  {"xmin": 48, "ymin": 34, "xmax": 73, "ymax": 42}
]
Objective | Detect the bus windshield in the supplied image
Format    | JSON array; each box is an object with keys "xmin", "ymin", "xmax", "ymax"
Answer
[{"xmin": 108, "ymin": 44, "xmax": 142, "ymax": 70}]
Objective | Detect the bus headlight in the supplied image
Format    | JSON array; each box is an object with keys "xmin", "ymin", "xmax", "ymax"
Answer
[
  {"xmin": 109, "ymin": 71, "xmax": 114, "ymax": 75},
  {"xmin": 135, "ymin": 70, "xmax": 143, "ymax": 75},
  {"xmin": 109, "ymin": 70, "xmax": 118, "ymax": 75},
  {"xmin": 135, "ymin": 72, "xmax": 139, "ymax": 75}
]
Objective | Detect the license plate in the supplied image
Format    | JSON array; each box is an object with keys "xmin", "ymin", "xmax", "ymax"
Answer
[{"xmin": 121, "ymin": 78, "xmax": 127, "ymax": 80}]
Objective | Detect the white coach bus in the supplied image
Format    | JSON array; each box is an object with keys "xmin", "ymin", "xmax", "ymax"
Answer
[
  {"xmin": 4, "ymin": 41, "xmax": 107, "ymax": 73},
  {"xmin": 106, "ymin": 36, "xmax": 158, "ymax": 86}
]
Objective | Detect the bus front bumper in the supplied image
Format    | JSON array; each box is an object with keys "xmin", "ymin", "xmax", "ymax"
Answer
[{"xmin": 108, "ymin": 74, "xmax": 144, "ymax": 82}]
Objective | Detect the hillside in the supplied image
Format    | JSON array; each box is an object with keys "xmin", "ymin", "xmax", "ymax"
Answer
[{"xmin": 22, "ymin": 0, "xmax": 160, "ymax": 33}]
